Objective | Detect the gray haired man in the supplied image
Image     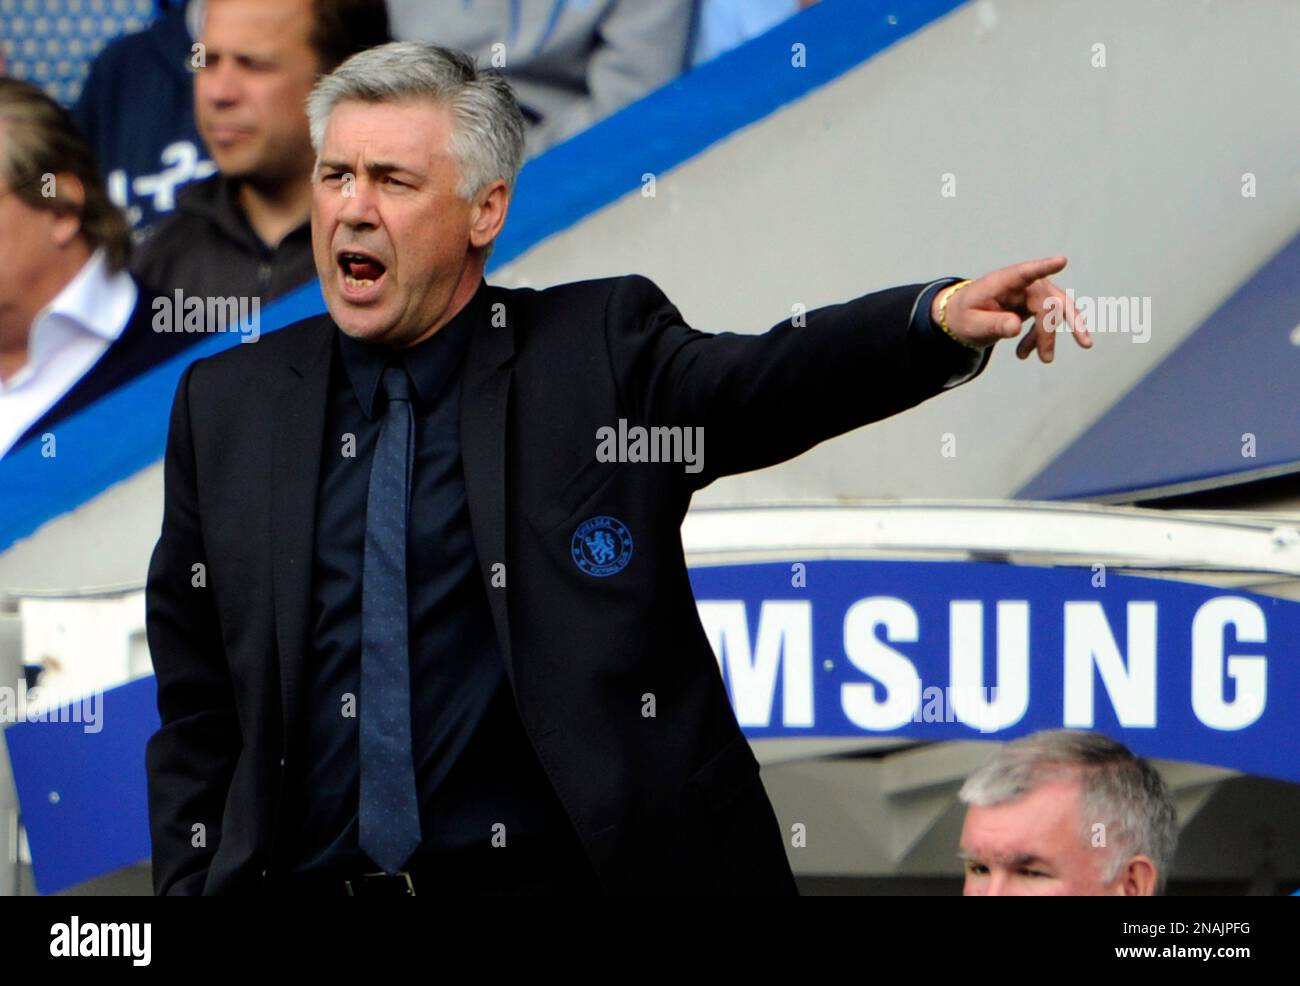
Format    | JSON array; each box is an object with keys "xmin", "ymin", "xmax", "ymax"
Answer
[
  {"xmin": 145, "ymin": 39, "xmax": 1089, "ymax": 894},
  {"xmin": 958, "ymin": 729, "xmax": 1178, "ymax": 896}
]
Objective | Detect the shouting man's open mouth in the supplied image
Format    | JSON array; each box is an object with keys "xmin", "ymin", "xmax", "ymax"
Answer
[{"xmin": 337, "ymin": 248, "xmax": 387, "ymax": 302}]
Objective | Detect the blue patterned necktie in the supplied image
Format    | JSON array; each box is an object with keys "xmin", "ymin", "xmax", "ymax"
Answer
[{"xmin": 359, "ymin": 364, "xmax": 421, "ymax": 874}]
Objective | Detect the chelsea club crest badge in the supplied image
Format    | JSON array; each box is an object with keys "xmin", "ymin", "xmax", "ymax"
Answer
[{"xmin": 571, "ymin": 515, "xmax": 633, "ymax": 577}]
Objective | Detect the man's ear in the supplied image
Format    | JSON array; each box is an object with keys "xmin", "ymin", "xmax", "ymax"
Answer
[
  {"xmin": 48, "ymin": 172, "xmax": 86, "ymax": 248},
  {"xmin": 468, "ymin": 179, "xmax": 510, "ymax": 251},
  {"xmin": 1117, "ymin": 855, "xmax": 1158, "ymax": 896}
]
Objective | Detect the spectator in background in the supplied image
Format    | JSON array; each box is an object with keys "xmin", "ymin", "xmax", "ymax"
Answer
[
  {"xmin": 72, "ymin": 0, "xmax": 214, "ymax": 238},
  {"xmin": 0, "ymin": 79, "xmax": 193, "ymax": 459},
  {"xmin": 132, "ymin": 0, "xmax": 390, "ymax": 305},
  {"xmin": 690, "ymin": 0, "xmax": 822, "ymax": 67},
  {"xmin": 386, "ymin": 0, "xmax": 693, "ymax": 156},
  {"xmin": 957, "ymin": 729, "xmax": 1178, "ymax": 896}
]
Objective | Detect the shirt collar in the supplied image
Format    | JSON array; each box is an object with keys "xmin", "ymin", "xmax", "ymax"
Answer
[
  {"xmin": 27, "ymin": 247, "xmax": 138, "ymax": 364},
  {"xmin": 337, "ymin": 277, "xmax": 487, "ymax": 420},
  {"xmin": 178, "ymin": 173, "xmax": 311, "ymax": 253}
]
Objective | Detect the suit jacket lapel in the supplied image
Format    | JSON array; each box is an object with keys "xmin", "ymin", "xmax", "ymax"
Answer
[
  {"xmin": 270, "ymin": 316, "xmax": 333, "ymax": 755},
  {"xmin": 459, "ymin": 284, "xmax": 518, "ymax": 687}
]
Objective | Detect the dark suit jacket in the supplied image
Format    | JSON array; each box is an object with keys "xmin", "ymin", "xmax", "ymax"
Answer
[{"xmin": 144, "ymin": 273, "xmax": 992, "ymax": 895}]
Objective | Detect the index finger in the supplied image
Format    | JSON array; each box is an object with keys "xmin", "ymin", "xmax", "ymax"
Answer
[
  {"xmin": 1013, "ymin": 255, "xmax": 1068, "ymax": 285},
  {"xmin": 982, "ymin": 256, "xmax": 1069, "ymax": 299}
]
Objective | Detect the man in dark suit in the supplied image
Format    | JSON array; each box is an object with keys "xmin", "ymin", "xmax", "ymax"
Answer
[{"xmin": 144, "ymin": 42, "xmax": 1091, "ymax": 896}]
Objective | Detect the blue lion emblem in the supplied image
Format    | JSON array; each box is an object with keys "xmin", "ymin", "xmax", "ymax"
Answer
[
  {"xmin": 586, "ymin": 529, "xmax": 617, "ymax": 564},
  {"xmin": 571, "ymin": 516, "xmax": 633, "ymax": 577}
]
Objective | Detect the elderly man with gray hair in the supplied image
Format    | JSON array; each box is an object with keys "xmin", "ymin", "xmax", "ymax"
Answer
[
  {"xmin": 145, "ymin": 39, "xmax": 1091, "ymax": 895},
  {"xmin": 958, "ymin": 729, "xmax": 1178, "ymax": 896}
]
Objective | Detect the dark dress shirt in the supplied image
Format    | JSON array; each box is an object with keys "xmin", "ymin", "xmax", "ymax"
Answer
[{"xmin": 280, "ymin": 278, "xmax": 590, "ymax": 879}]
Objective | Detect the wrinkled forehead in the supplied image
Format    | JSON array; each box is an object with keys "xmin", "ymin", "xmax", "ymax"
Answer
[
  {"xmin": 320, "ymin": 97, "xmax": 457, "ymax": 171},
  {"xmin": 959, "ymin": 777, "xmax": 1087, "ymax": 860}
]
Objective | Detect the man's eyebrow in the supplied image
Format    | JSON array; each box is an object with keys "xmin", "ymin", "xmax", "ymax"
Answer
[
  {"xmin": 1007, "ymin": 854, "xmax": 1050, "ymax": 868},
  {"xmin": 315, "ymin": 160, "xmax": 427, "ymax": 179},
  {"xmin": 364, "ymin": 161, "xmax": 426, "ymax": 178},
  {"xmin": 201, "ymin": 46, "xmax": 277, "ymax": 62},
  {"xmin": 957, "ymin": 849, "xmax": 1051, "ymax": 868}
]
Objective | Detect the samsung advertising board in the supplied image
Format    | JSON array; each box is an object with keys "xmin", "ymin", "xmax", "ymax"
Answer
[{"xmin": 687, "ymin": 559, "xmax": 1299, "ymax": 784}]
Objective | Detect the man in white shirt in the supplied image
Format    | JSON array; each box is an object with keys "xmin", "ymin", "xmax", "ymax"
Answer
[
  {"xmin": 0, "ymin": 78, "xmax": 175, "ymax": 459},
  {"xmin": 0, "ymin": 246, "xmax": 138, "ymax": 457}
]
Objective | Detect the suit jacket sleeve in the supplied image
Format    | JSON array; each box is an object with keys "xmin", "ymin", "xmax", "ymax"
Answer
[
  {"xmin": 603, "ymin": 274, "xmax": 993, "ymax": 487},
  {"xmin": 144, "ymin": 360, "xmax": 242, "ymax": 895}
]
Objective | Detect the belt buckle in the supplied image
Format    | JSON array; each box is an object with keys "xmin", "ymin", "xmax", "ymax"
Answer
[{"xmin": 344, "ymin": 870, "xmax": 416, "ymax": 896}]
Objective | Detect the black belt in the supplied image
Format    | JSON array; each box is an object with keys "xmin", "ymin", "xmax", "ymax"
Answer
[
  {"xmin": 272, "ymin": 839, "xmax": 602, "ymax": 896},
  {"xmin": 296, "ymin": 868, "xmax": 419, "ymax": 897}
]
